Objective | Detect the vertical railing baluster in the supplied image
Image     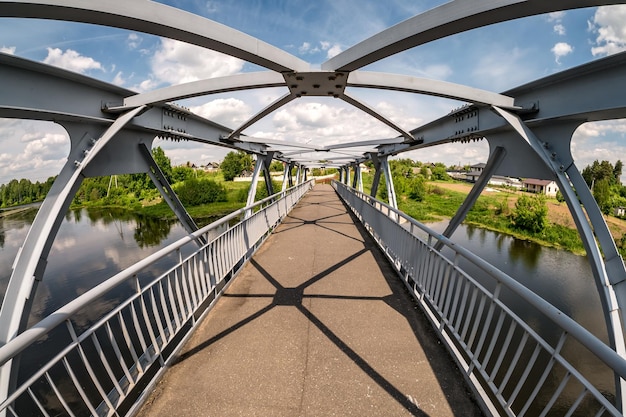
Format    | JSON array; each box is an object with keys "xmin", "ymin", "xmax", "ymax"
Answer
[
  {"xmin": 157, "ymin": 280, "xmax": 174, "ymax": 340},
  {"xmin": 44, "ymin": 372, "xmax": 77, "ymax": 417},
  {"xmin": 117, "ymin": 311, "xmax": 143, "ymax": 375},
  {"xmin": 166, "ymin": 272, "xmax": 182, "ymax": 330},
  {"xmin": 105, "ymin": 321, "xmax": 134, "ymax": 386},
  {"xmin": 61, "ymin": 357, "xmax": 100, "ymax": 416},
  {"xmin": 518, "ymin": 332, "xmax": 568, "ymax": 416},
  {"xmin": 148, "ymin": 287, "xmax": 167, "ymax": 350},
  {"xmin": 27, "ymin": 387, "xmax": 51, "ymax": 417},
  {"xmin": 66, "ymin": 321, "xmax": 117, "ymax": 415},
  {"xmin": 90, "ymin": 332, "xmax": 124, "ymax": 397}
]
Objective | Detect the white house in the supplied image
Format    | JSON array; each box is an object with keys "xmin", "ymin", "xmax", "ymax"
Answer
[{"xmin": 522, "ymin": 179, "xmax": 559, "ymax": 197}]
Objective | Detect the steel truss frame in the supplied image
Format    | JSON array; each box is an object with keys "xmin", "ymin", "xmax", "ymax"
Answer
[{"xmin": 1, "ymin": 0, "xmax": 626, "ymax": 412}]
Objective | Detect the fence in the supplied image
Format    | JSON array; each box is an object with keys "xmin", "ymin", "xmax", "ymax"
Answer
[
  {"xmin": 0, "ymin": 180, "xmax": 314, "ymax": 417},
  {"xmin": 333, "ymin": 180, "xmax": 626, "ymax": 416}
]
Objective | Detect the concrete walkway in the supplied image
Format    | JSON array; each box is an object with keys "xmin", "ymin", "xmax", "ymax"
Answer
[{"xmin": 137, "ymin": 184, "xmax": 483, "ymax": 417}]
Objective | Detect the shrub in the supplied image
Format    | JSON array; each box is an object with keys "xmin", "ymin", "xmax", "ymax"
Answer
[
  {"xmin": 511, "ymin": 194, "xmax": 548, "ymax": 233},
  {"xmin": 175, "ymin": 178, "xmax": 227, "ymax": 206},
  {"xmin": 407, "ymin": 176, "xmax": 426, "ymax": 201}
]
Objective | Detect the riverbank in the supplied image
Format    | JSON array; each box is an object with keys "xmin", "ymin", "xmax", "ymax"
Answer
[{"xmin": 399, "ymin": 181, "xmax": 626, "ymax": 256}]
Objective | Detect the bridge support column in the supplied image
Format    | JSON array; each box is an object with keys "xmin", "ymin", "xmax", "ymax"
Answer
[
  {"xmin": 494, "ymin": 106, "xmax": 626, "ymax": 410},
  {"xmin": 245, "ymin": 153, "xmax": 274, "ymax": 216},
  {"xmin": 262, "ymin": 152, "xmax": 275, "ymax": 196},
  {"xmin": 281, "ymin": 162, "xmax": 289, "ymax": 191},
  {"xmin": 435, "ymin": 146, "xmax": 506, "ymax": 251},
  {"xmin": 380, "ymin": 156, "xmax": 398, "ymax": 210},
  {"xmin": 369, "ymin": 153, "xmax": 382, "ymax": 199},
  {"xmin": 0, "ymin": 107, "xmax": 147, "ymax": 402},
  {"xmin": 353, "ymin": 163, "xmax": 363, "ymax": 192}
]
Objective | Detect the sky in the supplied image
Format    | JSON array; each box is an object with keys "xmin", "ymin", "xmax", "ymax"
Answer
[{"xmin": 1, "ymin": 1, "xmax": 626, "ymax": 184}]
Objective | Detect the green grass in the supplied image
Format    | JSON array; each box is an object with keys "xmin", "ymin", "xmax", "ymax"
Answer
[{"xmin": 398, "ymin": 183, "xmax": 586, "ymax": 255}]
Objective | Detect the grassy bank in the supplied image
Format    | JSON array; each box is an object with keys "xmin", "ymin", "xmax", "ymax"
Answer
[{"xmin": 398, "ymin": 183, "xmax": 587, "ymax": 254}]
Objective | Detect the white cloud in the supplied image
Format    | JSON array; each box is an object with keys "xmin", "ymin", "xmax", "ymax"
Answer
[
  {"xmin": 0, "ymin": 46, "xmax": 15, "ymax": 54},
  {"xmin": 326, "ymin": 44, "xmax": 342, "ymax": 59},
  {"xmin": 297, "ymin": 41, "xmax": 341, "ymax": 58},
  {"xmin": 0, "ymin": 120, "xmax": 70, "ymax": 184},
  {"xmin": 551, "ymin": 42, "xmax": 573, "ymax": 64},
  {"xmin": 572, "ymin": 120, "xmax": 626, "ymax": 182},
  {"xmin": 112, "ymin": 71, "xmax": 126, "ymax": 86},
  {"xmin": 553, "ymin": 24, "xmax": 566, "ymax": 36},
  {"xmin": 590, "ymin": 5, "xmax": 626, "ymax": 56},
  {"xmin": 546, "ymin": 11, "xmax": 565, "ymax": 22},
  {"xmin": 126, "ymin": 33, "xmax": 142, "ymax": 50},
  {"xmin": 43, "ymin": 48, "xmax": 103, "ymax": 74},
  {"xmin": 148, "ymin": 38, "xmax": 244, "ymax": 86},
  {"xmin": 190, "ymin": 98, "xmax": 252, "ymax": 127},
  {"xmin": 299, "ymin": 42, "xmax": 313, "ymax": 54},
  {"xmin": 205, "ymin": 1, "xmax": 219, "ymax": 13}
]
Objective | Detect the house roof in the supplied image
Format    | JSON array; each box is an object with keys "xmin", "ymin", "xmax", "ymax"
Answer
[
  {"xmin": 470, "ymin": 163, "xmax": 486, "ymax": 169},
  {"xmin": 522, "ymin": 178, "xmax": 554, "ymax": 186}
]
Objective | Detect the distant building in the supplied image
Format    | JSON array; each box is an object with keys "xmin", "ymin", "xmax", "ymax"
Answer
[
  {"xmin": 465, "ymin": 163, "xmax": 486, "ymax": 182},
  {"xmin": 522, "ymin": 178, "xmax": 559, "ymax": 197}
]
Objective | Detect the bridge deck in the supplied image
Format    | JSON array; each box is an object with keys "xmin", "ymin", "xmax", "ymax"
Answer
[{"xmin": 137, "ymin": 184, "xmax": 483, "ymax": 416}]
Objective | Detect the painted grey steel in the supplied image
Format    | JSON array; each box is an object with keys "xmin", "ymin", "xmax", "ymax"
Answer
[
  {"xmin": 340, "ymin": 94, "xmax": 413, "ymax": 140},
  {"xmin": 434, "ymin": 146, "xmax": 507, "ymax": 251},
  {"xmin": 322, "ymin": 0, "xmax": 625, "ymax": 72},
  {"xmin": 119, "ymin": 72, "xmax": 287, "ymax": 109},
  {"xmin": 0, "ymin": 181, "xmax": 313, "ymax": 416},
  {"xmin": 0, "ymin": 107, "xmax": 146, "ymax": 397},
  {"xmin": 334, "ymin": 181, "xmax": 626, "ymax": 416},
  {"xmin": 227, "ymin": 93, "xmax": 297, "ymax": 140},
  {"xmin": 379, "ymin": 156, "xmax": 398, "ymax": 210},
  {"xmin": 2, "ymin": 0, "xmax": 626, "ymax": 414},
  {"xmin": 347, "ymin": 72, "xmax": 516, "ymax": 109},
  {"xmin": 493, "ymin": 107, "xmax": 626, "ymax": 405},
  {"xmin": 139, "ymin": 143, "xmax": 203, "ymax": 243},
  {"xmin": 0, "ymin": 0, "xmax": 309, "ymax": 73}
]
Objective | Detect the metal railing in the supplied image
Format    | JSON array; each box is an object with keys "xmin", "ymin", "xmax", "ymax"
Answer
[
  {"xmin": 333, "ymin": 180, "xmax": 626, "ymax": 417},
  {"xmin": 0, "ymin": 180, "xmax": 314, "ymax": 417}
]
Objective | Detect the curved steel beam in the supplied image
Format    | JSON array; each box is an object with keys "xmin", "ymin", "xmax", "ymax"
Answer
[
  {"xmin": 1, "ymin": 0, "xmax": 309, "ymax": 72},
  {"xmin": 323, "ymin": 0, "xmax": 623, "ymax": 72},
  {"xmin": 348, "ymin": 71, "xmax": 516, "ymax": 108},
  {"xmin": 227, "ymin": 93, "xmax": 296, "ymax": 139},
  {"xmin": 340, "ymin": 94, "xmax": 414, "ymax": 140},
  {"xmin": 120, "ymin": 72, "xmax": 287, "ymax": 109},
  {"xmin": 0, "ymin": 106, "xmax": 145, "ymax": 397}
]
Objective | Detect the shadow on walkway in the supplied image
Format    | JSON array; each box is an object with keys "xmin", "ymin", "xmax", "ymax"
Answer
[{"xmin": 138, "ymin": 184, "xmax": 483, "ymax": 417}]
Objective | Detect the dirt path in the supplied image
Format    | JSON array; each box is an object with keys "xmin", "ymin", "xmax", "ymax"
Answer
[{"xmin": 431, "ymin": 182, "xmax": 626, "ymax": 240}]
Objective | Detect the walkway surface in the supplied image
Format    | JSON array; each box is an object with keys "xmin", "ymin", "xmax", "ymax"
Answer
[{"xmin": 137, "ymin": 184, "xmax": 483, "ymax": 417}]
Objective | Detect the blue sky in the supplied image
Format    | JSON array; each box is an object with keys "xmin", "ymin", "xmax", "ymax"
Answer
[{"xmin": 1, "ymin": 1, "xmax": 626, "ymax": 184}]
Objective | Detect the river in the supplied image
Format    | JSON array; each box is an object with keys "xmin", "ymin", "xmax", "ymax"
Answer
[{"xmin": 0, "ymin": 206, "xmax": 614, "ymax": 413}]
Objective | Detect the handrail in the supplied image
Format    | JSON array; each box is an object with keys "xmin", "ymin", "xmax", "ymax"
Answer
[
  {"xmin": 333, "ymin": 181, "xmax": 626, "ymax": 415},
  {"xmin": 0, "ymin": 182, "xmax": 311, "ymax": 366},
  {"xmin": 0, "ymin": 179, "xmax": 314, "ymax": 415}
]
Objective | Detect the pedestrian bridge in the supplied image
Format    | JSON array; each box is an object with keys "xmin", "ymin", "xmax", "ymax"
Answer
[
  {"xmin": 0, "ymin": 181, "xmax": 623, "ymax": 416},
  {"xmin": 2, "ymin": 1, "xmax": 626, "ymax": 416}
]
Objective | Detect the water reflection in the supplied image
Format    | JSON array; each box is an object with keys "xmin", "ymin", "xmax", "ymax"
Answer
[
  {"xmin": 508, "ymin": 238, "xmax": 541, "ymax": 269},
  {"xmin": 0, "ymin": 207, "xmax": 188, "ymax": 323}
]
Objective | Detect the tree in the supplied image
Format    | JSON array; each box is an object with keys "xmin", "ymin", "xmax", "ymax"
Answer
[
  {"xmin": 152, "ymin": 147, "xmax": 174, "ymax": 183},
  {"xmin": 221, "ymin": 151, "xmax": 253, "ymax": 181},
  {"xmin": 511, "ymin": 194, "xmax": 548, "ymax": 233},
  {"xmin": 614, "ymin": 160, "xmax": 623, "ymax": 184},
  {"xmin": 593, "ymin": 178, "xmax": 612, "ymax": 214}
]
